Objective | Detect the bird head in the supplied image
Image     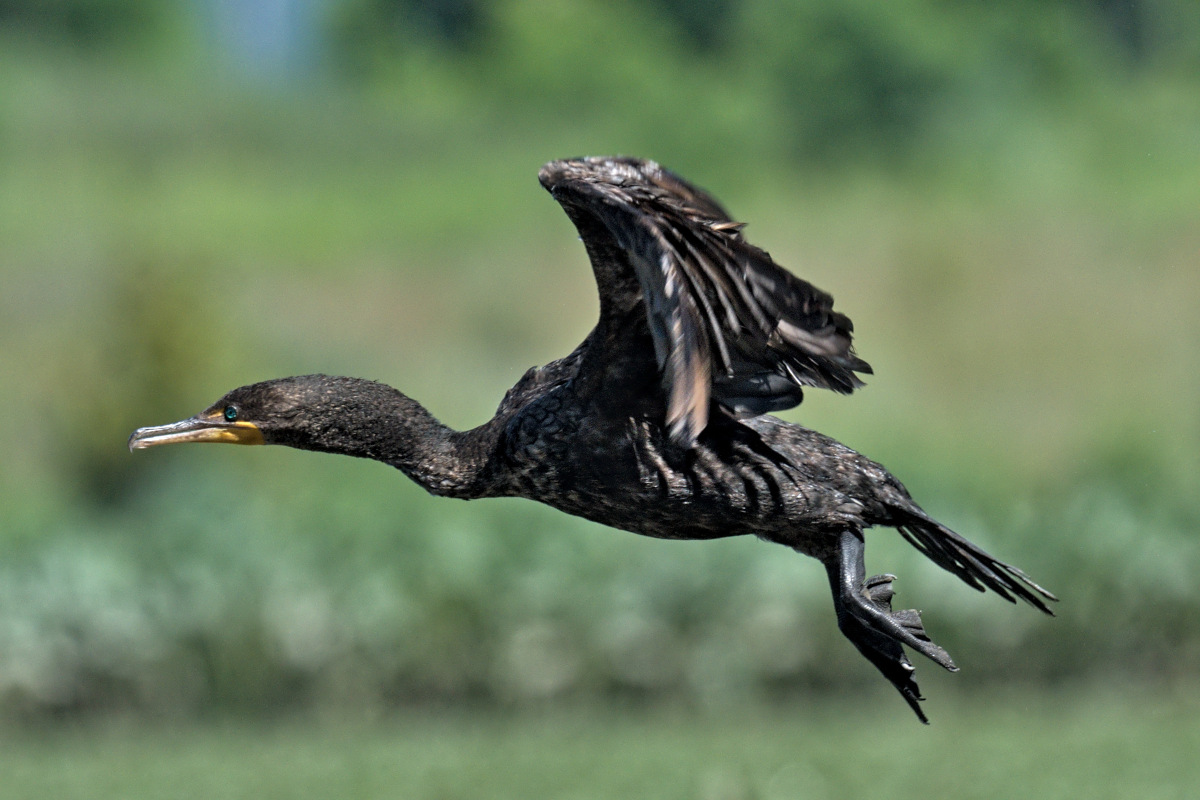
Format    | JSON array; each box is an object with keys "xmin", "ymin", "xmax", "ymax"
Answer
[
  {"xmin": 128, "ymin": 374, "xmax": 420, "ymax": 458},
  {"xmin": 127, "ymin": 376, "xmax": 346, "ymax": 451}
]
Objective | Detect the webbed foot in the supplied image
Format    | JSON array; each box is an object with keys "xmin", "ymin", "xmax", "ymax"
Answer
[{"xmin": 824, "ymin": 529, "xmax": 957, "ymax": 724}]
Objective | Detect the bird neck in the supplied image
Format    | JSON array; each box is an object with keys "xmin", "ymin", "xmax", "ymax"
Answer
[{"xmin": 279, "ymin": 377, "xmax": 502, "ymax": 499}]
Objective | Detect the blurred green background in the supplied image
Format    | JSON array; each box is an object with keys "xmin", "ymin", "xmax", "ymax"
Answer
[{"xmin": 1, "ymin": 0, "xmax": 1198, "ymax": 796}]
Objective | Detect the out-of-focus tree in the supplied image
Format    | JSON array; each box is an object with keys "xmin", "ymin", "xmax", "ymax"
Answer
[
  {"xmin": 0, "ymin": 0, "xmax": 172, "ymax": 48},
  {"xmin": 323, "ymin": 0, "xmax": 1200, "ymax": 164},
  {"xmin": 328, "ymin": 0, "xmax": 490, "ymax": 77},
  {"xmin": 644, "ymin": 0, "xmax": 738, "ymax": 51}
]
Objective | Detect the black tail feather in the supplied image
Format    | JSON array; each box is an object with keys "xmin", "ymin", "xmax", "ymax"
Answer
[{"xmin": 897, "ymin": 515, "xmax": 1058, "ymax": 615}]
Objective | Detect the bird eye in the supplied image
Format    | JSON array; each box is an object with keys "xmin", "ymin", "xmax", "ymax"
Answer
[{"xmin": 223, "ymin": 405, "xmax": 239, "ymax": 422}]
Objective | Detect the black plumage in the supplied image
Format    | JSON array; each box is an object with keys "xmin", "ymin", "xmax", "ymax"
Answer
[{"xmin": 129, "ymin": 156, "xmax": 1055, "ymax": 721}]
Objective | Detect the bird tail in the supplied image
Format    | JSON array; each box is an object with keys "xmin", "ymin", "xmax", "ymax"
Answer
[{"xmin": 896, "ymin": 513, "xmax": 1058, "ymax": 615}]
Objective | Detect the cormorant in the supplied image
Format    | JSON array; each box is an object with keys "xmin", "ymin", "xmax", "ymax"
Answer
[{"xmin": 129, "ymin": 156, "xmax": 1055, "ymax": 722}]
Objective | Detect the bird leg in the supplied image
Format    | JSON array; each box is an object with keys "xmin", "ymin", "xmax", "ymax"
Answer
[{"xmin": 823, "ymin": 528, "xmax": 957, "ymax": 723}]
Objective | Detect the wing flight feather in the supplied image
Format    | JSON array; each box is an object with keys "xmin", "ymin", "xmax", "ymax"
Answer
[{"xmin": 540, "ymin": 156, "xmax": 871, "ymax": 446}]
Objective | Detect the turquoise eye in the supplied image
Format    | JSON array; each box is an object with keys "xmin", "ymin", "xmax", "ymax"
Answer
[{"xmin": 223, "ymin": 405, "xmax": 238, "ymax": 422}]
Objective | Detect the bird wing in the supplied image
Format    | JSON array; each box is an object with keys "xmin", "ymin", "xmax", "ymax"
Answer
[{"xmin": 539, "ymin": 156, "xmax": 871, "ymax": 447}]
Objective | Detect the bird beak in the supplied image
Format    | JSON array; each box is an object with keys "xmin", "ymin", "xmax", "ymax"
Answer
[{"xmin": 128, "ymin": 415, "xmax": 264, "ymax": 451}]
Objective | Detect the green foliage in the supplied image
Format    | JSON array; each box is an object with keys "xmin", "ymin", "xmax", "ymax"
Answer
[{"xmin": 327, "ymin": 0, "xmax": 1190, "ymax": 164}]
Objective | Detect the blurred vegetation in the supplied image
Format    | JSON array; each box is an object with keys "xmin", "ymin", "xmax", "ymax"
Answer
[
  {"xmin": 3, "ymin": 686, "xmax": 1199, "ymax": 798},
  {"xmin": 0, "ymin": 0, "xmax": 1197, "ymax": 722}
]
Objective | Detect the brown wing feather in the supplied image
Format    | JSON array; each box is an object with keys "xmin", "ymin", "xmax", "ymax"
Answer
[{"xmin": 540, "ymin": 156, "xmax": 871, "ymax": 447}]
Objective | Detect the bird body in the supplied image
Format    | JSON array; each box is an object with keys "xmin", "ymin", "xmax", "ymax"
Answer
[{"xmin": 130, "ymin": 157, "xmax": 1055, "ymax": 721}]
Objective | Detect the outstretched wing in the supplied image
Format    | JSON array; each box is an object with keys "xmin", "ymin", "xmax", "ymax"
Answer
[{"xmin": 540, "ymin": 156, "xmax": 871, "ymax": 447}]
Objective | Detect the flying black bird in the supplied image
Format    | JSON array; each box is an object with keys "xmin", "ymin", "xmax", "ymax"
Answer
[{"xmin": 130, "ymin": 156, "xmax": 1055, "ymax": 721}]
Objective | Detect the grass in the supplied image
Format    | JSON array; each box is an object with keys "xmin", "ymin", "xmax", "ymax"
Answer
[{"xmin": 2, "ymin": 685, "xmax": 1198, "ymax": 800}]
